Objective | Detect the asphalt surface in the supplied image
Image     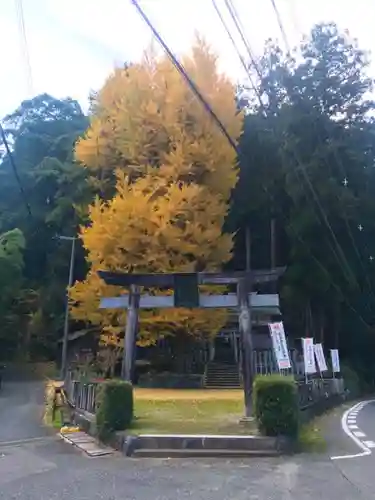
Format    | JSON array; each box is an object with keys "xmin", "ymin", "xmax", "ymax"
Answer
[{"xmin": 1, "ymin": 377, "xmax": 375, "ymax": 499}]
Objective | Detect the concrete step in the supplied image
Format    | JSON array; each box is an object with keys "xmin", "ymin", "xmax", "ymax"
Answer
[
  {"xmin": 206, "ymin": 379, "xmax": 240, "ymax": 382},
  {"xmin": 205, "ymin": 362, "xmax": 241, "ymax": 388},
  {"xmin": 206, "ymin": 370, "xmax": 239, "ymax": 373},
  {"xmin": 204, "ymin": 386, "xmax": 242, "ymax": 389},
  {"xmin": 121, "ymin": 434, "xmax": 289, "ymax": 457},
  {"xmin": 132, "ymin": 448, "xmax": 280, "ymax": 458}
]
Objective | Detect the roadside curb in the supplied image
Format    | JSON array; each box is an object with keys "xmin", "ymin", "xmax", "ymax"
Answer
[{"xmin": 72, "ymin": 409, "xmax": 294, "ymax": 458}]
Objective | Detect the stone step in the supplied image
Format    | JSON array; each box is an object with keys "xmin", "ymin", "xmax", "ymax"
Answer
[
  {"xmin": 132, "ymin": 448, "xmax": 280, "ymax": 458},
  {"xmin": 204, "ymin": 362, "xmax": 241, "ymax": 388},
  {"xmin": 122, "ymin": 434, "xmax": 288, "ymax": 457}
]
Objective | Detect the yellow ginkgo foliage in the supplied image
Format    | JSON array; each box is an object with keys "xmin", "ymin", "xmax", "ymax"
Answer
[
  {"xmin": 75, "ymin": 38, "xmax": 242, "ymax": 198},
  {"xmin": 70, "ymin": 38, "xmax": 243, "ymax": 346}
]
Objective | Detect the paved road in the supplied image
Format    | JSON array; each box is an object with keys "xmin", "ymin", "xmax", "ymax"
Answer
[
  {"xmin": 0, "ymin": 378, "xmax": 47, "ymax": 443},
  {"xmin": 1, "ymin": 378, "xmax": 375, "ymax": 499}
]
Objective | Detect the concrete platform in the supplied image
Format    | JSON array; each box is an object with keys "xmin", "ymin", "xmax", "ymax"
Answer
[
  {"xmin": 60, "ymin": 431, "xmax": 114, "ymax": 457},
  {"xmin": 70, "ymin": 404, "xmax": 293, "ymax": 458}
]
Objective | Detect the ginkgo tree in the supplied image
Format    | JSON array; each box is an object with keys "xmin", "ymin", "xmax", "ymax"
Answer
[{"xmin": 70, "ymin": 38, "xmax": 243, "ymax": 348}]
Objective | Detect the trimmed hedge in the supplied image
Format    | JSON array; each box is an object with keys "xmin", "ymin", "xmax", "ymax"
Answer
[
  {"xmin": 96, "ymin": 380, "xmax": 134, "ymax": 439},
  {"xmin": 253, "ymin": 374, "xmax": 299, "ymax": 438}
]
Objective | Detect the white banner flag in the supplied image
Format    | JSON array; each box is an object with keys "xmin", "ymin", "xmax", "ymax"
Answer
[
  {"xmin": 330, "ymin": 349, "xmax": 341, "ymax": 373},
  {"xmin": 302, "ymin": 338, "xmax": 316, "ymax": 374},
  {"xmin": 314, "ymin": 343, "xmax": 328, "ymax": 372},
  {"xmin": 268, "ymin": 321, "xmax": 291, "ymax": 370}
]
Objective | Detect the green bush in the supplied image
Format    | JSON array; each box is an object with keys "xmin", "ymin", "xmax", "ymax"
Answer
[
  {"xmin": 253, "ymin": 374, "xmax": 299, "ymax": 438},
  {"xmin": 96, "ymin": 380, "xmax": 134, "ymax": 439}
]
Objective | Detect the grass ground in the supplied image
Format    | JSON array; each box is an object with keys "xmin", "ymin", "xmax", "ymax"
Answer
[
  {"xmin": 130, "ymin": 389, "xmax": 257, "ymax": 435},
  {"xmin": 298, "ymin": 421, "xmax": 326, "ymax": 452},
  {"xmin": 51, "ymin": 409, "xmax": 63, "ymax": 429}
]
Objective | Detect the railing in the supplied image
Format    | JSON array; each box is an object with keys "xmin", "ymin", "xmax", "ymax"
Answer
[
  {"xmin": 252, "ymin": 349, "xmax": 305, "ymax": 376},
  {"xmin": 297, "ymin": 377, "xmax": 345, "ymax": 410},
  {"xmin": 65, "ymin": 368, "xmax": 345, "ymax": 417},
  {"xmin": 64, "ymin": 371, "xmax": 99, "ymax": 414}
]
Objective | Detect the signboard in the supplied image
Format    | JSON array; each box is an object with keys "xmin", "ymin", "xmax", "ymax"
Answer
[
  {"xmin": 302, "ymin": 338, "xmax": 316, "ymax": 374},
  {"xmin": 268, "ymin": 322, "xmax": 291, "ymax": 370},
  {"xmin": 330, "ymin": 349, "xmax": 341, "ymax": 373},
  {"xmin": 314, "ymin": 343, "xmax": 328, "ymax": 372},
  {"xmin": 174, "ymin": 273, "xmax": 200, "ymax": 308}
]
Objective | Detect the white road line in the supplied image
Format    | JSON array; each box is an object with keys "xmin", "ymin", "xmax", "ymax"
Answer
[
  {"xmin": 0, "ymin": 436, "xmax": 57, "ymax": 448},
  {"xmin": 363, "ymin": 441, "xmax": 375, "ymax": 448},
  {"xmin": 348, "ymin": 425, "xmax": 358, "ymax": 430},
  {"xmin": 347, "ymin": 419, "xmax": 357, "ymax": 424},
  {"xmin": 353, "ymin": 431, "xmax": 366, "ymax": 438},
  {"xmin": 330, "ymin": 400, "xmax": 375, "ymax": 460}
]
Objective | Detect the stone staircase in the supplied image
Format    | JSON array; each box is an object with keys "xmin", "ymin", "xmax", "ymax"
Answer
[{"xmin": 204, "ymin": 362, "xmax": 242, "ymax": 389}]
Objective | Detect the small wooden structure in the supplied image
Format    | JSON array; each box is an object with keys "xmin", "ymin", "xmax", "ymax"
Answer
[{"xmin": 98, "ymin": 268, "xmax": 284, "ymax": 417}]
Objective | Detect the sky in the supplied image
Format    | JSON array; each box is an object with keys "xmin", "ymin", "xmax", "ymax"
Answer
[{"xmin": 1, "ymin": 0, "xmax": 375, "ymax": 117}]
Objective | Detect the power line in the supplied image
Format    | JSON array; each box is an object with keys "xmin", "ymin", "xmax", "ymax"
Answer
[
  {"xmin": 222, "ymin": 0, "xmax": 360, "ymax": 290},
  {"xmin": 218, "ymin": 0, "xmax": 374, "ymax": 318},
  {"xmin": 222, "ymin": 0, "xmax": 364, "ymax": 300},
  {"xmin": 211, "ymin": 0, "xmax": 263, "ymax": 109},
  {"xmin": 15, "ymin": 0, "xmax": 34, "ymax": 97},
  {"xmin": 131, "ymin": 0, "xmax": 372, "ymax": 329},
  {"xmin": 130, "ymin": 0, "xmax": 239, "ymax": 153},
  {"xmin": 322, "ymin": 127, "xmax": 375, "ymax": 305},
  {"xmin": 260, "ymin": 184, "xmax": 372, "ymax": 330},
  {"xmin": 269, "ymin": 0, "xmax": 291, "ymax": 55},
  {"xmin": 216, "ymin": 0, "xmax": 362, "ymax": 294},
  {"xmin": 267, "ymin": 0, "xmax": 375, "ymax": 305},
  {"xmin": 0, "ymin": 122, "xmax": 32, "ymax": 217},
  {"xmin": 223, "ymin": 0, "xmax": 262, "ymax": 82}
]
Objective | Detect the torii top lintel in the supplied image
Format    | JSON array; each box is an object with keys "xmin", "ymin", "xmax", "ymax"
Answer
[{"xmin": 97, "ymin": 268, "xmax": 285, "ymax": 288}]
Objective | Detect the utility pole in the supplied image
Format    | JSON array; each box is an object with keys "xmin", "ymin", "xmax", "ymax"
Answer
[
  {"xmin": 58, "ymin": 236, "xmax": 76, "ymax": 380},
  {"xmin": 270, "ymin": 193, "xmax": 277, "ymax": 293},
  {"xmin": 245, "ymin": 226, "xmax": 251, "ymax": 271},
  {"xmin": 270, "ymin": 218, "xmax": 276, "ymax": 270}
]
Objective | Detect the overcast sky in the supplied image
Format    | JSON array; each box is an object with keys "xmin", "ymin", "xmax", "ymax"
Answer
[{"xmin": 1, "ymin": 0, "xmax": 375, "ymax": 117}]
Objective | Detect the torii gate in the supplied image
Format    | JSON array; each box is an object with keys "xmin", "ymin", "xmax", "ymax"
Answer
[{"xmin": 98, "ymin": 268, "xmax": 284, "ymax": 417}]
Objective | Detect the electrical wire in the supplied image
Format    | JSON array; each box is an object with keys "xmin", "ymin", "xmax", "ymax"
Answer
[
  {"xmin": 321, "ymin": 126, "xmax": 375, "ymax": 305},
  {"xmin": 223, "ymin": 0, "xmax": 262, "ymax": 82},
  {"xmin": 261, "ymin": 184, "xmax": 372, "ymax": 330},
  {"xmin": 214, "ymin": 0, "xmax": 374, "ymax": 319},
  {"xmin": 15, "ymin": 0, "xmax": 34, "ymax": 97},
  {"xmin": 218, "ymin": 0, "xmax": 360, "ymax": 292},
  {"xmin": 130, "ymin": 0, "xmax": 239, "ymax": 153},
  {"xmin": 224, "ymin": 0, "xmax": 358, "ymax": 292},
  {"xmin": 211, "ymin": 0, "xmax": 263, "ymax": 110},
  {"xmin": 267, "ymin": 0, "xmax": 375, "ymax": 305},
  {"xmin": 215, "ymin": 0, "xmax": 359, "ymax": 290},
  {"xmin": 269, "ymin": 0, "xmax": 291, "ymax": 55},
  {"xmin": 132, "ymin": 0, "xmax": 372, "ymax": 329},
  {"xmin": 0, "ymin": 122, "xmax": 32, "ymax": 217}
]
